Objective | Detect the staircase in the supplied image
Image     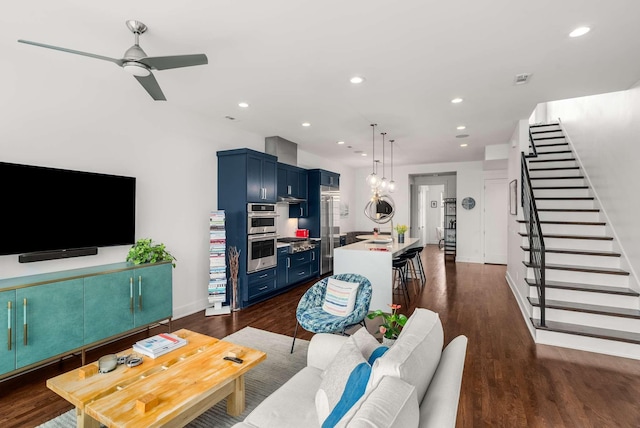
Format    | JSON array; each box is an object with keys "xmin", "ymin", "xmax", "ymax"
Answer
[{"xmin": 520, "ymin": 122, "xmax": 640, "ymax": 359}]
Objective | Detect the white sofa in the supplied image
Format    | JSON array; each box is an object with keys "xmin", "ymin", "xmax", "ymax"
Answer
[{"xmin": 232, "ymin": 308, "xmax": 468, "ymax": 428}]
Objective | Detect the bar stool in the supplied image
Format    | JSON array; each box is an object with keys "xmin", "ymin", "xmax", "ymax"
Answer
[
  {"xmin": 403, "ymin": 246, "xmax": 425, "ymax": 293},
  {"xmin": 392, "ymin": 256, "xmax": 410, "ymax": 307}
]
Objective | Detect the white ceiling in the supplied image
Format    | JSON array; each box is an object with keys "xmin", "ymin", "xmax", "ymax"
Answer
[{"xmin": 4, "ymin": 0, "xmax": 640, "ymax": 168}]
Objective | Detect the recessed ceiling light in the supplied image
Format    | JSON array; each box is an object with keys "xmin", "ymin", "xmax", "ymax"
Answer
[
  {"xmin": 460, "ymin": 143, "xmax": 468, "ymax": 147},
  {"xmin": 350, "ymin": 76, "xmax": 365, "ymax": 84},
  {"xmin": 337, "ymin": 141, "xmax": 345, "ymax": 145},
  {"xmin": 569, "ymin": 26, "xmax": 591, "ymax": 38},
  {"xmin": 238, "ymin": 102, "xmax": 249, "ymax": 108},
  {"xmin": 302, "ymin": 122, "xmax": 311, "ymax": 127},
  {"xmin": 456, "ymin": 125, "xmax": 466, "ymax": 130},
  {"xmin": 456, "ymin": 134, "xmax": 469, "ymax": 138},
  {"xmin": 451, "ymin": 97, "xmax": 463, "ymax": 104}
]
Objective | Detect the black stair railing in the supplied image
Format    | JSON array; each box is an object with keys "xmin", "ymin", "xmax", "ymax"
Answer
[{"xmin": 521, "ymin": 140, "xmax": 546, "ymax": 326}]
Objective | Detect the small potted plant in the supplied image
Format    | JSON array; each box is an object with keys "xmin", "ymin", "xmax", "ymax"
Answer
[
  {"xmin": 126, "ymin": 238, "xmax": 176, "ymax": 267},
  {"xmin": 394, "ymin": 224, "xmax": 408, "ymax": 243},
  {"xmin": 367, "ymin": 304, "xmax": 408, "ymax": 346}
]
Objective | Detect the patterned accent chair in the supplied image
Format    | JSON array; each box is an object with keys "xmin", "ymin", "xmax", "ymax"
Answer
[{"xmin": 290, "ymin": 273, "xmax": 372, "ymax": 353}]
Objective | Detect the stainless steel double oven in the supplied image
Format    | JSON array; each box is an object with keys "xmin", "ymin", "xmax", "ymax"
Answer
[{"xmin": 246, "ymin": 203, "xmax": 278, "ymax": 273}]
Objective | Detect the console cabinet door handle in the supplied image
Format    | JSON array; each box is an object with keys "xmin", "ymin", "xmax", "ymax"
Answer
[
  {"xmin": 138, "ymin": 276, "xmax": 143, "ymax": 311},
  {"xmin": 7, "ymin": 301, "xmax": 11, "ymax": 351},
  {"xmin": 130, "ymin": 277, "xmax": 134, "ymax": 314},
  {"xmin": 23, "ymin": 298, "xmax": 27, "ymax": 346}
]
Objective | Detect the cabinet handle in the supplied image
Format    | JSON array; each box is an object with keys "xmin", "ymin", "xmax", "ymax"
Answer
[
  {"xmin": 258, "ymin": 285, "xmax": 268, "ymax": 291},
  {"xmin": 312, "ymin": 252, "xmax": 315, "ymax": 261},
  {"xmin": 23, "ymin": 298, "xmax": 27, "ymax": 346},
  {"xmin": 138, "ymin": 276, "xmax": 143, "ymax": 311},
  {"xmin": 287, "ymin": 185, "xmax": 292, "ymax": 195},
  {"xmin": 7, "ymin": 301, "xmax": 11, "ymax": 351},
  {"xmin": 259, "ymin": 273, "xmax": 268, "ymax": 279},
  {"xmin": 130, "ymin": 277, "xmax": 134, "ymax": 314},
  {"xmin": 286, "ymin": 258, "xmax": 290, "ymax": 268},
  {"xmin": 296, "ymin": 257, "xmax": 304, "ymax": 261},
  {"xmin": 300, "ymin": 207, "xmax": 303, "ymax": 217},
  {"xmin": 298, "ymin": 271, "xmax": 306, "ymax": 276}
]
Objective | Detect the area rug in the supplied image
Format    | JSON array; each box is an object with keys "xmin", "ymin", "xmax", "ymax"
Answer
[{"xmin": 37, "ymin": 327, "xmax": 309, "ymax": 428}]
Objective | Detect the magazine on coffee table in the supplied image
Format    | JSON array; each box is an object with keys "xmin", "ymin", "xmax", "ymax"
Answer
[{"xmin": 133, "ymin": 333, "xmax": 187, "ymax": 358}]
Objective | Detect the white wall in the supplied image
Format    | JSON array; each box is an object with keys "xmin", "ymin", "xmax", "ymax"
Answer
[
  {"xmin": 505, "ymin": 119, "xmax": 535, "ymax": 328},
  {"xmin": 0, "ymin": 87, "xmax": 352, "ymax": 321},
  {"xmin": 546, "ymin": 85, "xmax": 640, "ymax": 285},
  {"xmin": 354, "ymin": 161, "xmax": 493, "ymax": 263}
]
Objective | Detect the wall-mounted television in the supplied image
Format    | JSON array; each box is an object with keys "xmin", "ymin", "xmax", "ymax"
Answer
[{"xmin": 0, "ymin": 161, "xmax": 136, "ymax": 261}]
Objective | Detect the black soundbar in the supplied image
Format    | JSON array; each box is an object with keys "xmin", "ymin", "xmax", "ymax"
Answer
[{"xmin": 19, "ymin": 247, "xmax": 98, "ymax": 263}]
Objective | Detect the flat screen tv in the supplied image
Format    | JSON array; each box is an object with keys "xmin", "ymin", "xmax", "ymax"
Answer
[{"xmin": 0, "ymin": 161, "xmax": 136, "ymax": 259}]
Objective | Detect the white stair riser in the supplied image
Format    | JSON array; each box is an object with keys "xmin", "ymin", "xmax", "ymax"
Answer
[
  {"xmin": 524, "ymin": 250, "xmax": 620, "ymax": 268},
  {"xmin": 529, "ymin": 287, "xmax": 637, "ymax": 309},
  {"xmin": 518, "ymin": 222, "xmax": 606, "ymax": 236},
  {"xmin": 535, "ymin": 199, "xmax": 595, "ymax": 210},
  {"xmin": 533, "ymin": 188, "xmax": 590, "ymax": 198},
  {"xmin": 531, "ymin": 130, "xmax": 564, "ymax": 138},
  {"xmin": 522, "ymin": 236, "xmax": 612, "ymax": 251},
  {"xmin": 536, "ymin": 148, "xmax": 571, "ymax": 156},
  {"xmin": 530, "ymin": 178, "xmax": 585, "ymax": 187},
  {"xmin": 527, "ymin": 268, "xmax": 629, "ymax": 287},
  {"xmin": 529, "ymin": 169, "xmax": 582, "ymax": 178},
  {"xmin": 538, "ymin": 211, "xmax": 601, "ymax": 222},
  {"xmin": 535, "ymin": 329, "xmax": 640, "ymax": 361},
  {"xmin": 532, "ymin": 152, "xmax": 573, "ymax": 160},
  {"xmin": 533, "ymin": 308, "xmax": 640, "ymax": 333},
  {"xmin": 528, "ymin": 160, "xmax": 577, "ymax": 169}
]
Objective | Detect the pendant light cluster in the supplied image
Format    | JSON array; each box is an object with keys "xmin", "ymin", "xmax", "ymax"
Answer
[{"xmin": 365, "ymin": 124, "xmax": 396, "ymax": 194}]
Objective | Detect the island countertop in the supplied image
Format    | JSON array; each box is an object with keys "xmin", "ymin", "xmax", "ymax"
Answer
[{"xmin": 338, "ymin": 237, "xmax": 420, "ymax": 258}]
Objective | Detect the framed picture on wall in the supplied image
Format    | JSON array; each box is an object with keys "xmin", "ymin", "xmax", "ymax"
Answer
[
  {"xmin": 430, "ymin": 200, "xmax": 437, "ymax": 208},
  {"xmin": 509, "ymin": 179, "xmax": 517, "ymax": 215}
]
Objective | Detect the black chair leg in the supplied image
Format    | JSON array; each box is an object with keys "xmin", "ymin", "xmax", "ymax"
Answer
[{"xmin": 290, "ymin": 321, "xmax": 299, "ymax": 354}]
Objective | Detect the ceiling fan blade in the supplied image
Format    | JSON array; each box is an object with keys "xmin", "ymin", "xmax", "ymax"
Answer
[
  {"xmin": 134, "ymin": 73, "xmax": 166, "ymax": 101},
  {"xmin": 17, "ymin": 39, "xmax": 124, "ymax": 66},
  {"xmin": 138, "ymin": 54, "xmax": 208, "ymax": 71}
]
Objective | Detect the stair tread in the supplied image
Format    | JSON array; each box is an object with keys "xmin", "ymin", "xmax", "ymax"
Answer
[
  {"xmin": 534, "ymin": 150, "xmax": 573, "ymax": 156},
  {"xmin": 521, "ymin": 246, "xmax": 620, "ymax": 257},
  {"xmin": 523, "ymin": 261, "xmax": 629, "ymax": 275},
  {"xmin": 530, "ymin": 123, "xmax": 560, "ymax": 128},
  {"xmin": 525, "ymin": 278, "xmax": 638, "ymax": 296},
  {"xmin": 528, "ymin": 157, "xmax": 576, "ymax": 163},
  {"xmin": 534, "ymin": 196, "xmax": 594, "ymax": 200},
  {"xmin": 517, "ymin": 220, "xmax": 604, "ymax": 225},
  {"xmin": 532, "ymin": 186, "xmax": 588, "ymax": 190},
  {"xmin": 538, "ymin": 208, "xmax": 599, "ymax": 212},
  {"xmin": 528, "ymin": 297, "xmax": 640, "ymax": 318},
  {"xmin": 519, "ymin": 232, "xmax": 613, "ymax": 240},
  {"xmin": 530, "ymin": 166, "xmax": 580, "ymax": 171},
  {"xmin": 530, "ymin": 318, "xmax": 640, "ymax": 344},
  {"xmin": 530, "ymin": 176, "xmax": 584, "ymax": 180},
  {"xmin": 531, "ymin": 130, "xmax": 563, "ymax": 134}
]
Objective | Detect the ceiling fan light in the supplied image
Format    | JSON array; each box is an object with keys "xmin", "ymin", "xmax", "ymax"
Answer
[{"xmin": 123, "ymin": 62, "xmax": 151, "ymax": 77}]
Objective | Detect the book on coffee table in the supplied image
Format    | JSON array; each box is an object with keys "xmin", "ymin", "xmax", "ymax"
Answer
[{"xmin": 133, "ymin": 333, "xmax": 187, "ymax": 358}]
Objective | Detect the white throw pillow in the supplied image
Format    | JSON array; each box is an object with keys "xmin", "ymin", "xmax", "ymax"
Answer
[
  {"xmin": 367, "ymin": 308, "xmax": 444, "ymax": 404},
  {"xmin": 322, "ymin": 278, "xmax": 360, "ymax": 317},
  {"xmin": 315, "ymin": 337, "xmax": 372, "ymax": 426},
  {"xmin": 351, "ymin": 327, "xmax": 388, "ymax": 365}
]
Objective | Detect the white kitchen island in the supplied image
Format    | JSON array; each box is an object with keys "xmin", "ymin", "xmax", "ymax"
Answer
[{"xmin": 333, "ymin": 237, "xmax": 421, "ymax": 312}]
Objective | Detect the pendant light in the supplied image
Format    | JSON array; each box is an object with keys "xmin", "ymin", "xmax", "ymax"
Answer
[
  {"xmin": 365, "ymin": 124, "xmax": 378, "ymax": 188},
  {"xmin": 388, "ymin": 139, "xmax": 396, "ymax": 193},
  {"xmin": 378, "ymin": 132, "xmax": 388, "ymax": 191}
]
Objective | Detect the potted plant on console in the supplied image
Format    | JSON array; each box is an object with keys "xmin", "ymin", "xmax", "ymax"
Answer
[{"xmin": 126, "ymin": 238, "xmax": 177, "ymax": 267}]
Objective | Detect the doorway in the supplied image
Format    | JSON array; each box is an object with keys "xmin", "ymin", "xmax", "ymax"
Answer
[
  {"xmin": 417, "ymin": 185, "xmax": 445, "ymax": 245},
  {"xmin": 484, "ymin": 178, "xmax": 508, "ymax": 264}
]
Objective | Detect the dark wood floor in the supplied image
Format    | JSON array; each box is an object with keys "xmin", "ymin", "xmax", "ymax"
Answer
[{"xmin": 2, "ymin": 245, "xmax": 640, "ymax": 427}]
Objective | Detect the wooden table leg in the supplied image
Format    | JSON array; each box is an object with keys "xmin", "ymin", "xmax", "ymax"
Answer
[
  {"xmin": 226, "ymin": 375, "xmax": 246, "ymax": 416},
  {"xmin": 76, "ymin": 407, "xmax": 100, "ymax": 428}
]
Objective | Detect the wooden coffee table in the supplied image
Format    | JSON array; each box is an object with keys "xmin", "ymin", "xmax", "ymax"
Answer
[{"xmin": 46, "ymin": 329, "xmax": 266, "ymax": 428}]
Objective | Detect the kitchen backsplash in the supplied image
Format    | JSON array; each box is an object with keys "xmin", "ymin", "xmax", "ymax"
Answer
[{"xmin": 277, "ymin": 204, "xmax": 298, "ymax": 237}]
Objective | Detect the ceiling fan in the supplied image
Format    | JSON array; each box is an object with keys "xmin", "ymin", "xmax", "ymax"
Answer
[{"xmin": 18, "ymin": 20, "xmax": 208, "ymax": 101}]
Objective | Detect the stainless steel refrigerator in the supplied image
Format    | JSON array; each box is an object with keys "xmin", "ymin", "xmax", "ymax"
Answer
[{"xmin": 320, "ymin": 187, "xmax": 340, "ymax": 275}]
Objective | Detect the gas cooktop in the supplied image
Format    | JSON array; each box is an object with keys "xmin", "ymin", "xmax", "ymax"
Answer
[{"xmin": 277, "ymin": 237, "xmax": 309, "ymax": 243}]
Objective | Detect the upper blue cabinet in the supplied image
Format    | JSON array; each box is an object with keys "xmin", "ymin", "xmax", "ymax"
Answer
[{"xmin": 218, "ymin": 149, "xmax": 277, "ymax": 204}]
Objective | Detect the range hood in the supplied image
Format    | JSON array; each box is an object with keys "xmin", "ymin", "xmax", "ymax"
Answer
[{"xmin": 265, "ymin": 136, "xmax": 307, "ymax": 204}]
